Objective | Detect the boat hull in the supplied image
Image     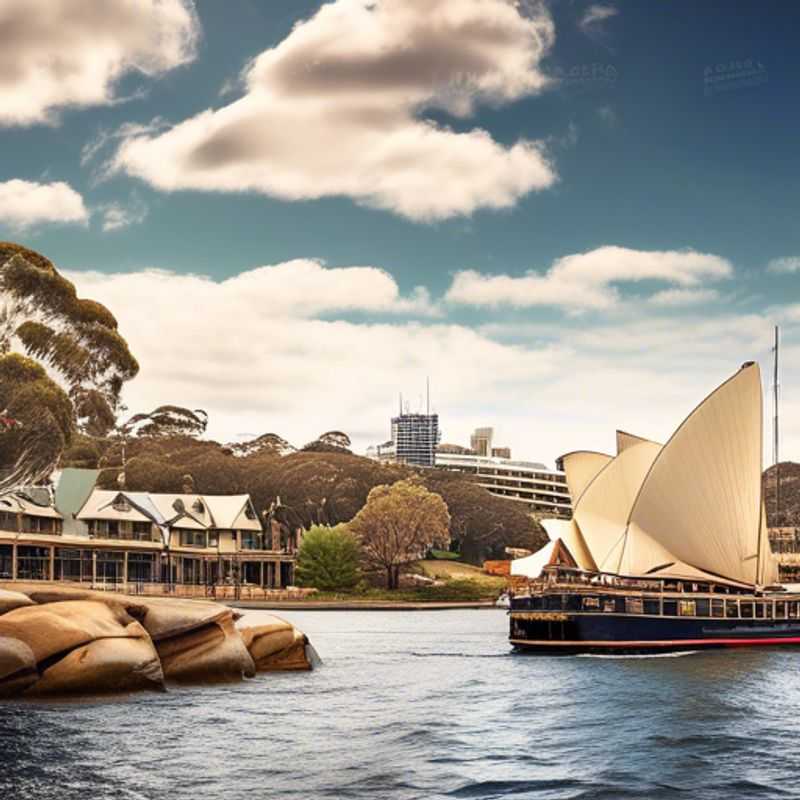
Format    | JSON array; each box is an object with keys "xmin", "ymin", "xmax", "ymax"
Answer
[{"xmin": 509, "ymin": 612, "xmax": 800, "ymax": 654}]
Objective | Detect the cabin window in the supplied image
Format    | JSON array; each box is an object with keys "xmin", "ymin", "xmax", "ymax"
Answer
[
  {"xmin": 531, "ymin": 596, "xmax": 545, "ymax": 610},
  {"xmin": 789, "ymin": 602, "xmax": 799, "ymax": 619},
  {"xmin": 625, "ymin": 598, "xmax": 643, "ymax": 614},
  {"xmin": 776, "ymin": 601, "xmax": 787, "ymax": 619},
  {"xmin": 583, "ymin": 597, "xmax": 600, "ymax": 610},
  {"xmin": 711, "ymin": 599, "xmax": 725, "ymax": 618},
  {"xmin": 643, "ymin": 599, "xmax": 660, "ymax": 615},
  {"xmin": 695, "ymin": 599, "xmax": 710, "ymax": 616},
  {"xmin": 726, "ymin": 600, "xmax": 739, "ymax": 618},
  {"xmin": 678, "ymin": 600, "xmax": 696, "ymax": 617},
  {"xmin": 602, "ymin": 599, "xmax": 615, "ymax": 613},
  {"xmin": 754, "ymin": 602, "xmax": 765, "ymax": 619},
  {"xmin": 663, "ymin": 600, "xmax": 678, "ymax": 616},
  {"xmin": 546, "ymin": 595, "xmax": 563, "ymax": 611},
  {"xmin": 740, "ymin": 602, "xmax": 754, "ymax": 618},
  {"xmin": 564, "ymin": 595, "xmax": 582, "ymax": 611}
]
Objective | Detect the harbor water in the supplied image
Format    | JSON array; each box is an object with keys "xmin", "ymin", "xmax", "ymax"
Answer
[{"xmin": 2, "ymin": 608, "xmax": 800, "ymax": 799}]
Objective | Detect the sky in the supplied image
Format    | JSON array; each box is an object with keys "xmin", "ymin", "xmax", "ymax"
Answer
[{"xmin": 1, "ymin": 0, "xmax": 800, "ymax": 466}]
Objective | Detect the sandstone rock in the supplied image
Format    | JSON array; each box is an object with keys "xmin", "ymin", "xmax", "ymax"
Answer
[
  {"xmin": 30, "ymin": 627, "xmax": 164, "ymax": 695},
  {"xmin": 0, "ymin": 588, "xmax": 36, "ymax": 615},
  {"xmin": 156, "ymin": 611, "xmax": 255, "ymax": 683},
  {"xmin": 0, "ymin": 636, "xmax": 38, "ymax": 696},
  {"xmin": 240, "ymin": 618, "xmax": 312, "ymax": 671},
  {"xmin": 0, "ymin": 600, "xmax": 137, "ymax": 664}
]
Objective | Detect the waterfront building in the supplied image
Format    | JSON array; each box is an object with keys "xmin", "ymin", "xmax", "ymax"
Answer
[
  {"xmin": 434, "ymin": 452, "xmax": 572, "ymax": 517},
  {"xmin": 0, "ymin": 469, "xmax": 299, "ymax": 591}
]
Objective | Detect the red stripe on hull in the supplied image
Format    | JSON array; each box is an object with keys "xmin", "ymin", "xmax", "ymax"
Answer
[{"xmin": 510, "ymin": 636, "xmax": 800, "ymax": 648}]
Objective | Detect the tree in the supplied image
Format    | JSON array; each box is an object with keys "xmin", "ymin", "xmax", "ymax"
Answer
[
  {"xmin": 0, "ymin": 243, "xmax": 138, "ymax": 490},
  {"xmin": 295, "ymin": 525, "xmax": 361, "ymax": 591},
  {"xmin": 350, "ymin": 478, "xmax": 450, "ymax": 589},
  {"xmin": 301, "ymin": 430, "xmax": 352, "ymax": 454},
  {"xmin": 120, "ymin": 405, "xmax": 208, "ymax": 438}
]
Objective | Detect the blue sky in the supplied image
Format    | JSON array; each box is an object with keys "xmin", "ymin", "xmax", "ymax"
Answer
[{"xmin": 2, "ymin": 0, "xmax": 799, "ymax": 463}]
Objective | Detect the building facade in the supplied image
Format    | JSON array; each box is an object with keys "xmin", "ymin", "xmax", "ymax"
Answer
[
  {"xmin": 434, "ymin": 452, "xmax": 572, "ymax": 517},
  {"xmin": 0, "ymin": 471, "xmax": 300, "ymax": 591},
  {"xmin": 368, "ymin": 412, "xmax": 440, "ymax": 467}
]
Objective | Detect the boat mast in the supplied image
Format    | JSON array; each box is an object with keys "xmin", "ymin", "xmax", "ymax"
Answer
[{"xmin": 774, "ymin": 325, "xmax": 780, "ymax": 522}]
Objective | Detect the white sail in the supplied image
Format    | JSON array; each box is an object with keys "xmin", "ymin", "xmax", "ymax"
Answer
[{"xmin": 560, "ymin": 451, "xmax": 612, "ymax": 504}]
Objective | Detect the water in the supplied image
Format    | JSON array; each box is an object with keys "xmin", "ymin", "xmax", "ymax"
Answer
[{"xmin": 3, "ymin": 608, "xmax": 800, "ymax": 800}]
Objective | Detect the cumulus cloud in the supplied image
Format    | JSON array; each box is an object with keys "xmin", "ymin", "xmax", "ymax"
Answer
[
  {"xmin": 767, "ymin": 256, "xmax": 800, "ymax": 274},
  {"xmin": 110, "ymin": 0, "xmax": 558, "ymax": 221},
  {"xmin": 0, "ymin": 179, "xmax": 89, "ymax": 229},
  {"xmin": 63, "ymin": 255, "xmax": 798, "ymax": 465},
  {"xmin": 99, "ymin": 196, "xmax": 149, "ymax": 232},
  {"xmin": 647, "ymin": 288, "xmax": 720, "ymax": 307},
  {"xmin": 445, "ymin": 246, "xmax": 732, "ymax": 311},
  {"xmin": 0, "ymin": 0, "xmax": 199, "ymax": 127}
]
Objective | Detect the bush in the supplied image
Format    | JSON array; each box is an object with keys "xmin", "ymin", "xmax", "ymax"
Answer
[{"xmin": 295, "ymin": 524, "xmax": 362, "ymax": 591}]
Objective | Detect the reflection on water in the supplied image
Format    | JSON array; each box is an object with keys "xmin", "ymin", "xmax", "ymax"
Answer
[{"xmin": 2, "ymin": 609, "xmax": 800, "ymax": 799}]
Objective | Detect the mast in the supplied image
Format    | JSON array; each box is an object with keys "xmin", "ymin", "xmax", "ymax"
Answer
[{"xmin": 774, "ymin": 325, "xmax": 780, "ymax": 521}]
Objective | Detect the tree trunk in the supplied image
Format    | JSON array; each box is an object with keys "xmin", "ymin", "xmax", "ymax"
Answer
[{"xmin": 387, "ymin": 566, "xmax": 395, "ymax": 590}]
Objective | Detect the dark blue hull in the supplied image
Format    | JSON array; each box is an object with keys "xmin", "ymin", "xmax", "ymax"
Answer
[{"xmin": 509, "ymin": 611, "xmax": 800, "ymax": 654}]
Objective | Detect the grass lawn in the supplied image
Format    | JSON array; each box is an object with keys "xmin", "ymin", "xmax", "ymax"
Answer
[{"xmin": 415, "ymin": 560, "xmax": 506, "ymax": 589}]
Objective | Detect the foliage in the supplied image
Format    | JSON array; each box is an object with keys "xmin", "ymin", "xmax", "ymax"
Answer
[
  {"xmin": 121, "ymin": 405, "xmax": 209, "ymax": 438},
  {"xmin": 0, "ymin": 242, "xmax": 138, "ymax": 453},
  {"xmin": 429, "ymin": 549, "xmax": 460, "ymax": 560},
  {"xmin": 0, "ymin": 353, "xmax": 73, "ymax": 490},
  {"xmin": 301, "ymin": 430, "xmax": 352, "ymax": 454},
  {"xmin": 349, "ymin": 478, "xmax": 450, "ymax": 589},
  {"xmin": 295, "ymin": 525, "xmax": 362, "ymax": 591}
]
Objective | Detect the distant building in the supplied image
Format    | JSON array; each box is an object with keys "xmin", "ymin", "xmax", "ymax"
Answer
[
  {"xmin": 492, "ymin": 447, "xmax": 512, "ymax": 459},
  {"xmin": 470, "ymin": 427, "xmax": 494, "ymax": 457},
  {"xmin": 435, "ymin": 452, "xmax": 571, "ymax": 517},
  {"xmin": 387, "ymin": 412, "xmax": 439, "ymax": 467}
]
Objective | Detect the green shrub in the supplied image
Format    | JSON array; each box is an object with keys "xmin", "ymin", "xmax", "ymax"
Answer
[{"xmin": 295, "ymin": 524, "xmax": 362, "ymax": 591}]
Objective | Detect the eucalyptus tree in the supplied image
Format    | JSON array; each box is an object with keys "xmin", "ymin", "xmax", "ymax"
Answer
[{"xmin": 0, "ymin": 242, "xmax": 138, "ymax": 491}]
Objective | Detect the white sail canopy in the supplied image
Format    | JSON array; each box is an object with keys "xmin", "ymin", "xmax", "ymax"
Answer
[
  {"xmin": 541, "ymin": 518, "xmax": 596, "ymax": 571},
  {"xmin": 511, "ymin": 538, "xmax": 577, "ymax": 579},
  {"xmin": 561, "ymin": 451, "xmax": 612, "ymax": 504},
  {"xmin": 548, "ymin": 362, "xmax": 779, "ymax": 587}
]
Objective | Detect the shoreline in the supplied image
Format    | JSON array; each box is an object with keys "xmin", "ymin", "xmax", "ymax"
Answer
[{"xmin": 230, "ymin": 600, "xmax": 501, "ymax": 611}]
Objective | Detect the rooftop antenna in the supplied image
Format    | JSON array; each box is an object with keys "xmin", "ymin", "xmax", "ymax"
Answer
[
  {"xmin": 773, "ymin": 325, "xmax": 781, "ymax": 520},
  {"xmin": 426, "ymin": 376, "xmax": 430, "ymax": 415},
  {"xmin": 399, "ymin": 392, "xmax": 403, "ymax": 417}
]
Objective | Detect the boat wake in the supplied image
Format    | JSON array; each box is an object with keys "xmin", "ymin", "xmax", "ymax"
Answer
[{"xmin": 575, "ymin": 650, "xmax": 699, "ymax": 659}]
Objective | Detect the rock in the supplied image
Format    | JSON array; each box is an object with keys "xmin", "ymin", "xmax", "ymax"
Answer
[
  {"xmin": 0, "ymin": 636, "xmax": 38, "ymax": 696},
  {"xmin": 0, "ymin": 589, "xmax": 36, "ymax": 615},
  {"xmin": 30, "ymin": 628, "xmax": 164, "ymax": 696},
  {"xmin": 155, "ymin": 611, "xmax": 255, "ymax": 683},
  {"xmin": 129, "ymin": 596, "xmax": 233, "ymax": 641},
  {"xmin": 240, "ymin": 617, "xmax": 313, "ymax": 671}
]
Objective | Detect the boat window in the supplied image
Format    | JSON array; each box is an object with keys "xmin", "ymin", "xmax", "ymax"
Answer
[
  {"xmin": 546, "ymin": 595, "xmax": 563, "ymax": 611},
  {"xmin": 776, "ymin": 601, "xmax": 787, "ymax": 619},
  {"xmin": 754, "ymin": 602, "xmax": 765, "ymax": 619},
  {"xmin": 583, "ymin": 597, "xmax": 600, "ymax": 610},
  {"xmin": 711, "ymin": 599, "xmax": 724, "ymax": 618},
  {"xmin": 643, "ymin": 599, "xmax": 660, "ymax": 615},
  {"xmin": 663, "ymin": 600, "xmax": 677, "ymax": 616},
  {"xmin": 740, "ymin": 602, "xmax": 754, "ymax": 618},
  {"xmin": 789, "ymin": 602, "xmax": 799, "ymax": 619},
  {"xmin": 602, "ymin": 598, "xmax": 615, "ymax": 613},
  {"xmin": 725, "ymin": 600, "xmax": 739, "ymax": 618},
  {"xmin": 531, "ymin": 596, "xmax": 545, "ymax": 610},
  {"xmin": 678, "ymin": 600, "xmax": 696, "ymax": 617},
  {"xmin": 564, "ymin": 595, "xmax": 582, "ymax": 611},
  {"xmin": 625, "ymin": 598, "xmax": 643, "ymax": 614},
  {"xmin": 695, "ymin": 599, "xmax": 710, "ymax": 616}
]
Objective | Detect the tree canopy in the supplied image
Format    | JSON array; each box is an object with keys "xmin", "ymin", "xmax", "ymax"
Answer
[
  {"xmin": 295, "ymin": 524, "xmax": 361, "ymax": 591},
  {"xmin": 350, "ymin": 478, "xmax": 450, "ymax": 589}
]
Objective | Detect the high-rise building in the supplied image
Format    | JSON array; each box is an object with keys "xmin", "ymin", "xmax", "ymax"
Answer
[
  {"xmin": 389, "ymin": 413, "xmax": 440, "ymax": 467},
  {"xmin": 470, "ymin": 427, "xmax": 494, "ymax": 457}
]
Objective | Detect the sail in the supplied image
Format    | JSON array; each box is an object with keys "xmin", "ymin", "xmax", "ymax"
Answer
[
  {"xmin": 572, "ymin": 440, "xmax": 672, "ymax": 573},
  {"xmin": 541, "ymin": 518, "xmax": 597, "ymax": 571},
  {"xmin": 510, "ymin": 538, "xmax": 577, "ymax": 579},
  {"xmin": 560, "ymin": 451, "xmax": 612, "ymax": 504},
  {"xmin": 623, "ymin": 362, "xmax": 764, "ymax": 585},
  {"xmin": 616, "ymin": 430, "xmax": 660, "ymax": 454}
]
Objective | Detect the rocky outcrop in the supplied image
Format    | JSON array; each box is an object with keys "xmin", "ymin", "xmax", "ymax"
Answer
[{"xmin": 0, "ymin": 583, "xmax": 315, "ymax": 697}]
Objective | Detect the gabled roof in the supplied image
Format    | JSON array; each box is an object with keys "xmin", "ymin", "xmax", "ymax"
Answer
[{"xmin": 0, "ymin": 492, "xmax": 63, "ymax": 519}]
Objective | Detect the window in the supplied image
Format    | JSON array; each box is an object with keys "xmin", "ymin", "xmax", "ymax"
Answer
[
  {"xmin": 546, "ymin": 595, "xmax": 563, "ymax": 611},
  {"xmin": 776, "ymin": 602, "xmax": 787, "ymax": 619},
  {"xmin": 740, "ymin": 602, "xmax": 754, "ymax": 618},
  {"xmin": 755, "ymin": 602, "xmax": 765, "ymax": 619},
  {"xmin": 643, "ymin": 599, "xmax": 660, "ymax": 615},
  {"xmin": 583, "ymin": 596, "xmax": 600, "ymax": 610},
  {"xmin": 726, "ymin": 600, "xmax": 739, "ymax": 618},
  {"xmin": 663, "ymin": 600, "xmax": 678, "ymax": 616},
  {"xmin": 712, "ymin": 599, "xmax": 725, "ymax": 618},
  {"xmin": 625, "ymin": 597, "xmax": 644, "ymax": 614},
  {"xmin": 695, "ymin": 599, "xmax": 710, "ymax": 616},
  {"xmin": 602, "ymin": 599, "xmax": 615, "ymax": 613},
  {"xmin": 179, "ymin": 530, "xmax": 207, "ymax": 548},
  {"xmin": 678, "ymin": 600, "xmax": 696, "ymax": 617},
  {"xmin": 789, "ymin": 602, "xmax": 799, "ymax": 619}
]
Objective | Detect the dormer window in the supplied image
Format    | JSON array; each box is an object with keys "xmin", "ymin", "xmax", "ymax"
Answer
[
  {"xmin": 192, "ymin": 499, "xmax": 205, "ymax": 514},
  {"xmin": 112, "ymin": 495, "xmax": 131, "ymax": 513}
]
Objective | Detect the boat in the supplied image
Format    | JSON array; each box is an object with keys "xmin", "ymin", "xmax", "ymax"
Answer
[{"xmin": 509, "ymin": 361, "xmax": 800, "ymax": 654}]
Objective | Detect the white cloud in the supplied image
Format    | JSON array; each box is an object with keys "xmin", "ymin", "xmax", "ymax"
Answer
[
  {"xmin": 445, "ymin": 246, "xmax": 733, "ymax": 311},
  {"xmin": 767, "ymin": 256, "xmax": 800, "ymax": 274},
  {"xmin": 110, "ymin": 0, "xmax": 557, "ymax": 221},
  {"xmin": 647, "ymin": 288, "xmax": 719, "ymax": 307},
  {"xmin": 0, "ymin": 0, "xmax": 199, "ymax": 127},
  {"xmin": 99, "ymin": 197, "xmax": 149, "ymax": 232},
  {"xmin": 61, "ymin": 255, "xmax": 800, "ymax": 466},
  {"xmin": 0, "ymin": 179, "xmax": 89, "ymax": 229},
  {"xmin": 579, "ymin": 4, "xmax": 619, "ymax": 33}
]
